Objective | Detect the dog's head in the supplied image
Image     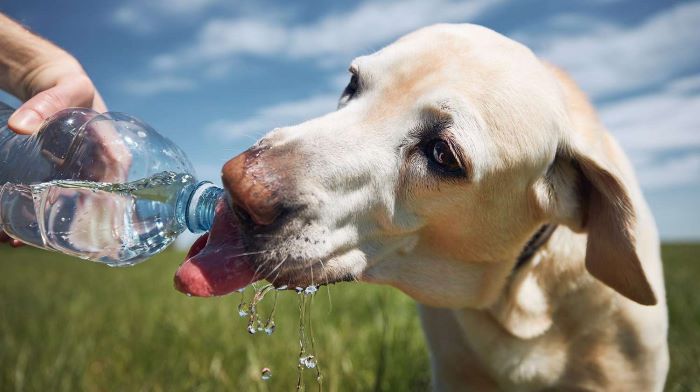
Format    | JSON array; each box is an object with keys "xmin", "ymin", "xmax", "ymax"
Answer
[{"xmin": 175, "ymin": 24, "xmax": 656, "ymax": 308}]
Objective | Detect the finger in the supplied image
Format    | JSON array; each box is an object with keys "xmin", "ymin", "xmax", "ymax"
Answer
[
  {"xmin": 0, "ymin": 232, "xmax": 24, "ymax": 247},
  {"xmin": 8, "ymin": 75, "xmax": 95, "ymax": 134}
]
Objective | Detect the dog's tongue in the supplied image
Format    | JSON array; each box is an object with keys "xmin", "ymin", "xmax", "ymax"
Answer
[{"xmin": 174, "ymin": 200, "xmax": 256, "ymax": 296}]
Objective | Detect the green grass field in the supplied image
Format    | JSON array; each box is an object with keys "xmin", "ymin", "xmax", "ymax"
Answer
[{"xmin": 0, "ymin": 244, "xmax": 698, "ymax": 391}]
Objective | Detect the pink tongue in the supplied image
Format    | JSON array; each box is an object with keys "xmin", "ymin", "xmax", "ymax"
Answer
[{"xmin": 174, "ymin": 200, "xmax": 256, "ymax": 296}]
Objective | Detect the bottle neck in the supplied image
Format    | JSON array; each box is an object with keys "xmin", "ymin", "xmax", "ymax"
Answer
[{"xmin": 184, "ymin": 181, "xmax": 224, "ymax": 233}]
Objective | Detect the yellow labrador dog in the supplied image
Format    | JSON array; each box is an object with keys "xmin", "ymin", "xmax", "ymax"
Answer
[{"xmin": 175, "ymin": 24, "xmax": 668, "ymax": 391}]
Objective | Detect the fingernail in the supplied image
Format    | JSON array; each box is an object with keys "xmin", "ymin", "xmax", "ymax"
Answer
[{"xmin": 9, "ymin": 109, "xmax": 42, "ymax": 132}]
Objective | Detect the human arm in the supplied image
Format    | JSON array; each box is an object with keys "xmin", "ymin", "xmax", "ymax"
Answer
[{"xmin": 0, "ymin": 13, "xmax": 106, "ymax": 135}]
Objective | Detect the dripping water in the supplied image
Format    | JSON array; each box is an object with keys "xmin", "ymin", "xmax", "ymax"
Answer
[
  {"xmin": 235, "ymin": 283, "xmax": 321, "ymax": 390},
  {"xmin": 261, "ymin": 367, "xmax": 272, "ymax": 381},
  {"xmin": 296, "ymin": 292, "xmax": 307, "ymax": 392},
  {"xmin": 296, "ymin": 285, "xmax": 322, "ymax": 392}
]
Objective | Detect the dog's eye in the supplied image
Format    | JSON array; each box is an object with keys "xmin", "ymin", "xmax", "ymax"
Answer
[
  {"xmin": 426, "ymin": 139, "xmax": 461, "ymax": 172},
  {"xmin": 339, "ymin": 74, "xmax": 359, "ymax": 106}
]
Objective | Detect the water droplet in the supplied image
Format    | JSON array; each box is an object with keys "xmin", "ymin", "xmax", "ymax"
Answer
[
  {"xmin": 261, "ymin": 367, "xmax": 272, "ymax": 381},
  {"xmin": 137, "ymin": 130, "xmax": 147, "ymax": 138},
  {"xmin": 238, "ymin": 303, "xmax": 249, "ymax": 317},
  {"xmin": 264, "ymin": 321, "xmax": 276, "ymax": 335},
  {"xmin": 304, "ymin": 285, "xmax": 318, "ymax": 295},
  {"xmin": 186, "ymin": 293, "xmax": 192, "ymax": 297},
  {"xmin": 295, "ymin": 287, "xmax": 304, "ymax": 294},
  {"xmin": 276, "ymin": 284, "xmax": 288, "ymax": 291},
  {"xmin": 247, "ymin": 324, "xmax": 257, "ymax": 334},
  {"xmin": 299, "ymin": 355, "xmax": 317, "ymax": 369}
]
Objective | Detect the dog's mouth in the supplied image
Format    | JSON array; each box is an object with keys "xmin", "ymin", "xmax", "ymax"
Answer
[
  {"xmin": 173, "ymin": 200, "xmax": 349, "ymax": 296},
  {"xmin": 174, "ymin": 200, "xmax": 257, "ymax": 296},
  {"xmin": 173, "ymin": 198, "xmax": 360, "ymax": 296}
]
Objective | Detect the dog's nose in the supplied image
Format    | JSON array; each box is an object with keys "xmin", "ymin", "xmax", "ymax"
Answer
[{"xmin": 222, "ymin": 149, "xmax": 282, "ymax": 226}]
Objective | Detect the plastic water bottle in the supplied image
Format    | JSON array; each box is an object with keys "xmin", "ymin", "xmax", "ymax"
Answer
[{"xmin": 0, "ymin": 101, "xmax": 223, "ymax": 266}]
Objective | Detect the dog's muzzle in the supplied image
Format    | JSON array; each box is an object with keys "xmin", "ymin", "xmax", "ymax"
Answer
[{"xmin": 222, "ymin": 147, "xmax": 285, "ymax": 227}]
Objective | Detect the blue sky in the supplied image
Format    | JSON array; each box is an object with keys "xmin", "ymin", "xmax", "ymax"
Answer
[{"xmin": 2, "ymin": 0, "xmax": 699, "ymax": 240}]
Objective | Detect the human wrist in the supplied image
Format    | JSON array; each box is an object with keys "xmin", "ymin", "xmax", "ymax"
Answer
[{"xmin": 0, "ymin": 14, "xmax": 74, "ymax": 100}]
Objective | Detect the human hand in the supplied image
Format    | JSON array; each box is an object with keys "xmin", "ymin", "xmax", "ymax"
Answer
[
  {"xmin": 1, "ymin": 13, "xmax": 106, "ymax": 135},
  {"xmin": 7, "ymin": 55, "xmax": 106, "ymax": 135}
]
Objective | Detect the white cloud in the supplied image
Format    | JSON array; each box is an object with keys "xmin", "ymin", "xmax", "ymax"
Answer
[
  {"xmin": 667, "ymin": 74, "xmax": 700, "ymax": 95},
  {"xmin": 112, "ymin": 6, "xmax": 155, "ymax": 34},
  {"xmin": 111, "ymin": 0, "xmax": 222, "ymax": 32},
  {"xmin": 148, "ymin": 18, "xmax": 287, "ymax": 71},
  {"xmin": 598, "ymin": 82, "xmax": 700, "ymax": 191},
  {"xmin": 203, "ymin": 61, "xmax": 236, "ymax": 80},
  {"xmin": 207, "ymin": 93, "xmax": 339, "ymax": 141},
  {"xmin": 157, "ymin": 0, "xmax": 220, "ymax": 15},
  {"xmin": 196, "ymin": 19, "xmax": 288, "ymax": 57},
  {"xmin": 285, "ymin": 0, "xmax": 496, "ymax": 61},
  {"xmin": 518, "ymin": 2, "xmax": 700, "ymax": 99},
  {"xmin": 601, "ymin": 88, "xmax": 700, "ymax": 154},
  {"xmin": 635, "ymin": 154, "xmax": 700, "ymax": 190},
  {"xmin": 149, "ymin": 0, "xmax": 501, "ymax": 70},
  {"xmin": 510, "ymin": 3, "xmax": 700, "ymax": 191},
  {"xmin": 122, "ymin": 76, "xmax": 196, "ymax": 96}
]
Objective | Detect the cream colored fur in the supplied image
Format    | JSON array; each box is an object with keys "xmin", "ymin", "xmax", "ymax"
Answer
[{"xmin": 250, "ymin": 24, "xmax": 668, "ymax": 391}]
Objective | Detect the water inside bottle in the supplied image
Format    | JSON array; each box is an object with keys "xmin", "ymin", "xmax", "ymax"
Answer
[{"xmin": 27, "ymin": 171, "xmax": 196, "ymax": 266}]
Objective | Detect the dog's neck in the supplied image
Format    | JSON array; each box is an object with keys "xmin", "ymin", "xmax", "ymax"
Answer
[
  {"xmin": 513, "ymin": 224, "xmax": 558, "ymax": 270},
  {"xmin": 487, "ymin": 225, "xmax": 599, "ymax": 340}
]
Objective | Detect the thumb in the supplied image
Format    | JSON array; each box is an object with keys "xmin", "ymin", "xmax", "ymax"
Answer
[{"xmin": 8, "ymin": 76, "xmax": 95, "ymax": 135}]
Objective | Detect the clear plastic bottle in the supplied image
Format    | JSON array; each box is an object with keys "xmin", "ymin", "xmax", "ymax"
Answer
[{"xmin": 0, "ymin": 101, "xmax": 223, "ymax": 266}]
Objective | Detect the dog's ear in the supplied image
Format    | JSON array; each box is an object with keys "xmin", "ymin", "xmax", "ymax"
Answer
[{"xmin": 538, "ymin": 135, "xmax": 657, "ymax": 306}]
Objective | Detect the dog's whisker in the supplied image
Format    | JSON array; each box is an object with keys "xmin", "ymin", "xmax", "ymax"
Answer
[
  {"xmin": 246, "ymin": 248, "xmax": 284, "ymax": 280},
  {"xmin": 310, "ymin": 263, "xmax": 315, "ymax": 287},
  {"xmin": 253, "ymin": 254, "xmax": 275, "ymax": 278},
  {"xmin": 252, "ymin": 233, "xmax": 286, "ymax": 239},
  {"xmin": 268, "ymin": 268, "xmax": 284, "ymax": 288},
  {"xmin": 316, "ymin": 258, "xmax": 334, "ymax": 313},
  {"xmin": 233, "ymin": 249, "xmax": 274, "ymax": 257},
  {"xmin": 266, "ymin": 253, "xmax": 290, "ymax": 279}
]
